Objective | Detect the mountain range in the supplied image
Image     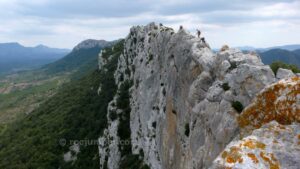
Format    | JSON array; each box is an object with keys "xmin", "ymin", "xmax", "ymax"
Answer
[
  {"xmin": 235, "ymin": 44, "xmax": 300, "ymax": 51},
  {"xmin": 259, "ymin": 48, "xmax": 300, "ymax": 67},
  {"xmin": 232, "ymin": 45, "xmax": 300, "ymax": 68},
  {"xmin": 1, "ymin": 41, "xmax": 299, "ymax": 76},
  {"xmin": 0, "ymin": 42, "xmax": 70, "ymax": 74},
  {"xmin": 42, "ymin": 39, "xmax": 118, "ymax": 76}
]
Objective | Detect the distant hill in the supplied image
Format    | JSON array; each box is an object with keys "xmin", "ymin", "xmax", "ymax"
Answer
[
  {"xmin": 259, "ymin": 49, "xmax": 300, "ymax": 67},
  {"xmin": 265, "ymin": 44, "xmax": 300, "ymax": 51},
  {"xmin": 42, "ymin": 39, "xmax": 118, "ymax": 77},
  {"xmin": 234, "ymin": 44, "xmax": 300, "ymax": 52},
  {"xmin": 0, "ymin": 42, "xmax": 70, "ymax": 74},
  {"xmin": 293, "ymin": 49, "xmax": 300, "ymax": 55}
]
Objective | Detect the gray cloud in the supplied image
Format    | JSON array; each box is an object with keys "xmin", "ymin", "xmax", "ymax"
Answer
[
  {"xmin": 6, "ymin": 0, "xmax": 296, "ymax": 18},
  {"xmin": 0, "ymin": 0, "xmax": 299, "ymax": 48}
]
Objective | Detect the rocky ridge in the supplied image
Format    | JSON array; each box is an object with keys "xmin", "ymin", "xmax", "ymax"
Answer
[
  {"xmin": 73, "ymin": 39, "xmax": 117, "ymax": 51},
  {"xmin": 98, "ymin": 23, "xmax": 299, "ymax": 169}
]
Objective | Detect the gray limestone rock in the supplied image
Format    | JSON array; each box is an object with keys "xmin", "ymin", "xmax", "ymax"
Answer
[
  {"xmin": 97, "ymin": 23, "xmax": 297, "ymax": 169},
  {"xmin": 276, "ymin": 68, "xmax": 295, "ymax": 79}
]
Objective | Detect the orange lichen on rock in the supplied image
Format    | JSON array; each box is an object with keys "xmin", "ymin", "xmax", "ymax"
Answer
[
  {"xmin": 260, "ymin": 152, "xmax": 280, "ymax": 169},
  {"xmin": 242, "ymin": 139, "xmax": 266, "ymax": 150},
  {"xmin": 212, "ymin": 122, "xmax": 299, "ymax": 169},
  {"xmin": 247, "ymin": 153, "xmax": 259, "ymax": 163},
  {"xmin": 221, "ymin": 146, "xmax": 243, "ymax": 164},
  {"xmin": 238, "ymin": 77, "xmax": 300, "ymax": 130}
]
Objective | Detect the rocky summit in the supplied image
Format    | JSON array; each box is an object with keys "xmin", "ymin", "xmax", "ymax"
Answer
[
  {"xmin": 73, "ymin": 39, "xmax": 116, "ymax": 51},
  {"xmin": 98, "ymin": 23, "xmax": 300, "ymax": 169}
]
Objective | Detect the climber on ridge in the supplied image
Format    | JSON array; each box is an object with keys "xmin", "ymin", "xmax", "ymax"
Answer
[
  {"xmin": 197, "ymin": 29, "xmax": 201, "ymax": 38},
  {"xmin": 201, "ymin": 37, "xmax": 206, "ymax": 43},
  {"xmin": 179, "ymin": 25, "xmax": 183, "ymax": 30}
]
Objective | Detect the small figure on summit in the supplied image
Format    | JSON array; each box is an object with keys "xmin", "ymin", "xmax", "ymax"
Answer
[
  {"xmin": 201, "ymin": 37, "xmax": 206, "ymax": 43},
  {"xmin": 197, "ymin": 29, "xmax": 201, "ymax": 38},
  {"xmin": 179, "ymin": 25, "xmax": 183, "ymax": 30}
]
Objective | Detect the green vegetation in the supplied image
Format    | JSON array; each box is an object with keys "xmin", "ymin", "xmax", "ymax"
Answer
[
  {"xmin": 43, "ymin": 47, "xmax": 102, "ymax": 77},
  {"xmin": 270, "ymin": 61, "xmax": 300, "ymax": 75},
  {"xmin": 184, "ymin": 123, "xmax": 190, "ymax": 137},
  {"xmin": 109, "ymin": 110, "xmax": 118, "ymax": 121},
  {"xmin": 229, "ymin": 61, "xmax": 237, "ymax": 70},
  {"xmin": 0, "ymin": 40, "xmax": 150, "ymax": 169},
  {"xmin": 260, "ymin": 49, "xmax": 300, "ymax": 68},
  {"xmin": 0, "ymin": 71, "xmax": 69, "ymax": 128},
  {"xmin": 221, "ymin": 83, "xmax": 230, "ymax": 91},
  {"xmin": 117, "ymin": 80, "xmax": 133, "ymax": 156},
  {"xmin": 0, "ymin": 42, "xmax": 122, "ymax": 169},
  {"xmin": 232, "ymin": 101, "xmax": 244, "ymax": 113}
]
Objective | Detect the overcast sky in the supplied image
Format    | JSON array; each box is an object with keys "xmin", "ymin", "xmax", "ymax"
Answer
[{"xmin": 0, "ymin": 0, "xmax": 299, "ymax": 49}]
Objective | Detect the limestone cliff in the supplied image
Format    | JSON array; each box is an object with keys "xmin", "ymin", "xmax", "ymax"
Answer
[{"xmin": 98, "ymin": 23, "xmax": 299, "ymax": 169}]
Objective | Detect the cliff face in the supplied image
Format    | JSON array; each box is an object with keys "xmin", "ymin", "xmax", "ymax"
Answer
[{"xmin": 98, "ymin": 23, "xmax": 299, "ymax": 169}]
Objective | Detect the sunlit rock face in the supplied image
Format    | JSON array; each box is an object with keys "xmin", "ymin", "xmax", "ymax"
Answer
[
  {"xmin": 210, "ymin": 121, "xmax": 300, "ymax": 169},
  {"xmin": 211, "ymin": 77, "xmax": 300, "ymax": 169},
  {"xmin": 98, "ymin": 23, "xmax": 299, "ymax": 169},
  {"xmin": 238, "ymin": 77, "xmax": 300, "ymax": 132}
]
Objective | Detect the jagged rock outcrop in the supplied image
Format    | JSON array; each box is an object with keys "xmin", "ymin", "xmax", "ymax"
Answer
[{"xmin": 98, "ymin": 23, "xmax": 298, "ymax": 169}]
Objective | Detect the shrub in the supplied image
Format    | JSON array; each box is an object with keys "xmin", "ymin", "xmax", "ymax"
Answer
[
  {"xmin": 152, "ymin": 122, "xmax": 157, "ymax": 129},
  {"xmin": 184, "ymin": 123, "xmax": 190, "ymax": 137},
  {"xmin": 149, "ymin": 54, "xmax": 153, "ymax": 61},
  {"xmin": 109, "ymin": 111, "xmax": 118, "ymax": 121},
  {"xmin": 221, "ymin": 83, "xmax": 230, "ymax": 91},
  {"xmin": 141, "ymin": 164, "xmax": 151, "ymax": 169},
  {"xmin": 270, "ymin": 61, "xmax": 300, "ymax": 75},
  {"xmin": 232, "ymin": 101, "xmax": 244, "ymax": 113},
  {"xmin": 229, "ymin": 61, "xmax": 237, "ymax": 70},
  {"xmin": 133, "ymin": 37, "xmax": 137, "ymax": 44}
]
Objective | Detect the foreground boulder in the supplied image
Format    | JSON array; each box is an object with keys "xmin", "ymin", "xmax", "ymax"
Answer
[
  {"xmin": 211, "ymin": 77, "xmax": 300, "ymax": 169},
  {"xmin": 211, "ymin": 121, "xmax": 300, "ymax": 169}
]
